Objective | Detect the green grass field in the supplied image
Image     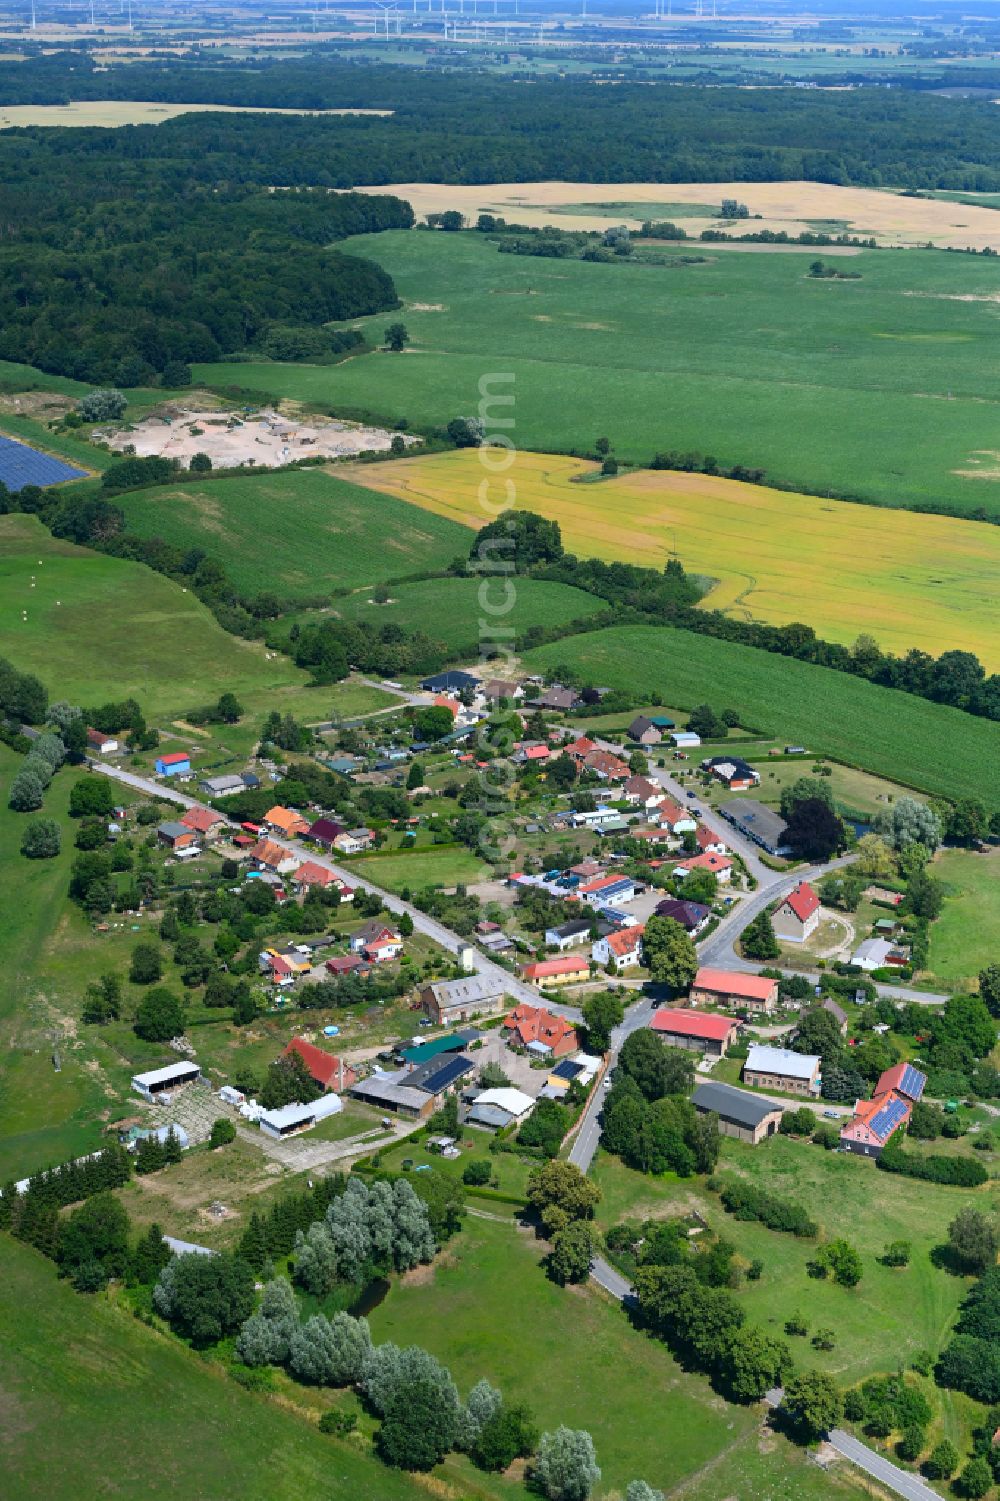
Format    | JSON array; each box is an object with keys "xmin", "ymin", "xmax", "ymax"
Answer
[
  {"xmin": 593, "ymin": 1134, "xmax": 986, "ymax": 1393},
  {"xmin": 0, "ymin": 1237, "xmax": 427, "ymax": 1501},
  {"xmin": 334, "ymin": 575, "xmax": 604, "ymax": 653},
  {"xmin": 367, "ymin": 1211, "xmax": 868, "ymax": 1500},
  {"xmin": 926, "ymin": 847, "xmax": 1000, "ymax": 991},
  {"xmin": 342, "ymin": 845, "xmax": 490, "ymax": 891},
  {"xmin": 117, "ymin": 468, "xmax": 470, "ymax": 601},
  {"xmin": 196, "ymin": 230, "xmax": 1000, "ymax": 519},
  {"xmin": 524, "ymin": 624, "xmax": 1000, "ymax": 807},
  {"xmin": 0, "ymin": 512, "xmax": 331, "ymax": 722}
]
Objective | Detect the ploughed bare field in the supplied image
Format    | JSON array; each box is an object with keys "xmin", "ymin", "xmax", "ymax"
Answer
[
  {"xmin": 349, "ymin": 179, "xmax": 1000, "ymax": 249},
  {"xmin": 0, "ymin": 100, "xmax": 392, "ymax": 128}
]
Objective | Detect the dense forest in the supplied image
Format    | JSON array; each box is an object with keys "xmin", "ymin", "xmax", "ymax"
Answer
[
  {"xmin": 0, "ymin": 185, "xmax": 410, "ymax": 382},
  {"xmin": 6, "ymin": 54, "xmax": 1000, "ymax": 188}
]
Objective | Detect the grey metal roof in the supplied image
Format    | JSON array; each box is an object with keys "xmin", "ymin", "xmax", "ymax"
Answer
[
  {"xmin": 423, "ymin": 975, "xmax": 504, "ymax": 1008},
  {"xmin": 692, "ymin": 1081, "xmax": 782, "ymax": 1129},
  {"xmin": 719, "ymin": 798, "xmax": 790, "ymax": 851},
  {"xmin": 350, "ymin": 1073, "xmax": 427, "ymax": 1111},
  {"xmin": 467, "ymin": 1102, "xmax": 515, "ymax": 1128}
]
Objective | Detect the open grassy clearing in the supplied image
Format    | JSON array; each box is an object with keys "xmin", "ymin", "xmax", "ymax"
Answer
[
  {"xmin": 592, "ymin": 1135, "xmax": 987, "ymax": 1391},
  {"xmin": 341, "ymin": 845, "xmax": 490, "ymax": 891},
  {"xmin": 0, "ymin": 100, "xmax": 392, "ymax": 128},
  {"xmin": 367, "ymin": 1211, "xmax": 868, "ymax": 1500},
  {"xmin": 524, "ymin": 625, "xmax": 1000, "ymax": 808},
  {"xmin": 333, "ymin": 574, "xmax": 604, "ymax": 653},
  {"xmin": 198, "ymin": 229, "xmax": 1000, "ymax": 520},
  {"xmin": 350, "ymin": 449, "xmax": 1000, "ymax": 665},
  {"xmin": 926, "ymin": 847, "xmax": 1000, "ymax": 992},
  {"xmin": 117, "ymin": 467, "xmax": 469, "ymax": 601},
  {"xmin": 0, "ymin": 512, "xmax": 329, "ymax": 721},
  {"xmin": 0, "ymin": 1237, "xmax": 426, "ymax": 1501}
]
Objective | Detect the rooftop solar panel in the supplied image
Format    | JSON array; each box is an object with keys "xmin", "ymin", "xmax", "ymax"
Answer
[
  {"xmin": 552, "ymin": 1059, "xmax": 584, "ymax": 1081},
  {"xmin": 0, "ymin": 435, "xmax": 86, "ymax": 492},
  {"xmin": 415, "ymin": 1054, "xmax": 472, "ymax": 1094},
  {"xmin": 900, "ymin": 1064, "xmax": 925, "ymax": 1101},
  {"xmin": 870, "ymin": 1097, "xmax": 909, "ymax": 1139}
]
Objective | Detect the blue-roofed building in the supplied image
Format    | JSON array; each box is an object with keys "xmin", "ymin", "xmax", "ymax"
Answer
[{"xmin": 0, "ymin": 435, "xmax": 86, "ymax": 492}]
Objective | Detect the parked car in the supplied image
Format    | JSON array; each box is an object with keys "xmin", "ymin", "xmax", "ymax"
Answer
[{"xmin": 823, "ymin": 1109, "xmax": 840, "ymax": 1119}]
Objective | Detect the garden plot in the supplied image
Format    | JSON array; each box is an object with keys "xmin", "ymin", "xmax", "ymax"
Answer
[{"xmin": 103, "ymin": 407, "xmax": 418, "ymax": 470}]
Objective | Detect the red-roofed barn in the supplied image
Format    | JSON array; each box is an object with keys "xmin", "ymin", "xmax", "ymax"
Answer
[
  {"xmin": 689, "ymin": 968, "xmax": 778, "ymax": 1015},
  {"xmin": 650, "ymin": 1008, "xmax": 740, "ymax": 1057},
  {"xmin": 283, "ymin": 1037, "xmax": 357, "ymax": 1094}
]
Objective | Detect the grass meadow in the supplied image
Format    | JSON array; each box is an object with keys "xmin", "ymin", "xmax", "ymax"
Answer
[
  {"xmin": 341, "ymin": 845, "xmax": 490, "ymax": 892},
  {"xmin": 195, "ymin": 229, "xmax": 1000, "ymax": 519},
  {"xmin": 0, "ymin": 513, "xmax": 332, "ymax": 721},
  {"xmin": 332, "ymin": 574, "xmax": 604, "ymax": 653},
  {"xmin": 117, "ymin": 468, "xmax": 470, "ymax": 601},
  {"xmin": 592, "ymin": 1136, "xmax": 986, "ymax": 1437},
  {"xmin": 0, "ymin": 1238, "xmax": 426, "ymax": 1501},
  {"xmin": 366, "ymin": 1211, "xmax": 870, "ymax": 1501},
  {"xmin": 351, "ymin": 449, "xmax": 1000, "ymax": 665},
  {"xmin": 524, "ymin": 624, "xmax": 1000, "ymax": 807},
  {"xmin": 926, "ymin": 847, "xmax": 1000, "ymax": 991}
]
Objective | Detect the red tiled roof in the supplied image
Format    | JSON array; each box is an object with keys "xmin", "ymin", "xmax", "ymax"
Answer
[
  {"xmin": 520, "ymin": 956, "xmax": 589, "ymax": 980},
  {"xmin": 695, "ymin": 824, "xmax": 723, "ymax": 850},
  {"xmin": 504, "ymin": 1003, "xmax": 579, "ymax": 1046},
  {"xmin": 566, "ymin": 736, "xmax": 596, "ymax": 759},
  {"xmin": 606, "ymin": 925, "xmax": 644, "ymax": 957},
  {"xmin": 693, "ymin": 968, "xmax": 777, "ymax": 1002},
  {"xmin": 180, "ymin": 806, "xmax": 224, "ymax": 833},
  {"xmin": 433, "ymin": 694, "xmax": 461, "ymax": 716},
  {"xmin": 265, "ymin": 805, "xmax": 309, "ymax": 835},
  {"xmin": 651, "ymin": 1008, "xmax": 737, "ymax": 1042},
  {"xmin": 292, "ymin": 860, "xmax": 335, "ymax": 887},
  {"xmin": 676, "ymin": 852, "xmax": 732, "ymax": 873},
  {"xmin": 652, "ymin": 798, "xmax": 688, "ymax": 825},
  {"xmin": 283, "ymin": 1038, "xmax": 353, "ymax": 1090},
  {"xmin": 252, "ymin": 837, "xmax": 292, "ymax": 869},
  {"xmin": 783, "ymin": 881, "xmax": 820, "ymax": 923}
]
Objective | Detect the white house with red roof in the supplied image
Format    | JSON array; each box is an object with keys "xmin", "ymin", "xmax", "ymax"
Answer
[
  {"xmin": 772, "ymin": 881, "xmax": 821, "ymax": 943},
  {"xmin": 672, "ymin": 851, "xmax": 733, "ymax": 885},
  {"xmin": 564, "ymin": 735, "xmax": 597, "ymax": 763},
  {"xmin": 622, "ymin": 775, "xmax": 663, "ymax": 810},
  {"xmin": 649, "ymin": 798, "xmax": 697, "ymax": 835},
  {"xmin": 694, "ymin": 824, "xmax": 728, "ymax": 855},
  {"xmin": 592, "ymin": 924, "xmax": 645, "ymax": 971},
  {"xmin": 180, "ymin": 805, "xmax": 227, "ymax": 841}
]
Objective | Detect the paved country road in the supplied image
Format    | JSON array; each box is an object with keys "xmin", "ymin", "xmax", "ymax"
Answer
[{"xmin": 828, "ymin": 1428, "xmax": 944, "ymax": 1501}]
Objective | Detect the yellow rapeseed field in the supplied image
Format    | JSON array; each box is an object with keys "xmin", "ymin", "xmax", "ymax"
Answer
[{"xmin": 348, "ymin": 450, "xmax": 1000, "ymax": 667}]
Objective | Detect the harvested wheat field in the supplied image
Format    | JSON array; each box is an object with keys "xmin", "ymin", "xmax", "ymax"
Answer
[
  {"xmin": 348, "ymin": 449, "xmax": 1000, "ymax": 666},
  {"xmin": 0, "ymin": 100, "xmax": 391, "ymax": 129},
  {"xmin": 351, "ymin": 179, "xmax": 1000, "ymax": 249}
]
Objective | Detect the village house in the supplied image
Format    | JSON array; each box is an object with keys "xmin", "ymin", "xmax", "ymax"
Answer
[
  {"xmin": 250, "ymin": 837, "xmax": 299, "ymax": 875},
  {"xmin": 649, "ymin": 798, "xmax": 697, "ymax": 836},
  {"xmin": 421, "ymin": 669, "xmax": 479, "ymax": 695},
  {"xmin": 821, "ymin": 997, "xmax": 849, "ymax": 1035},
  {"xmin": 179, "ymin": 805, "xmax": 227, "ymax": 842},
  {"xmin": 701, "ymin": 756, "xmax": 760, "ymax": 791},
  {"xmin": 420, "ymin": 975, "xmax": 507, "ymax": 1026},
  {"xmin": 650, "ymin": 1008, "xmax": 740, "ymax": 1058},
  {"xmin": 325, "ymin": 953, "xmax": 372, "ymax": 979},
  {"xmin": 479, "ymin": 678, "xmax": 523, "ymax": 704},
  {"xmin": 593, "ymin": 924, "xmax": 644, "ymax": 971},
  {"xmin": 743, "ymin": 1044, "xmax": 821, "ymax": 1096},
  {"xmin": 654, "ymin": 897, "xmax": 712, "ymax": 935},
  {"xmin": 839, "ymin": 1067, "xmax": 926, "ymax": 1159},
  {"xmin": 199, "ymin": 773, "xmax": 245, "ymax": 797},
  {"xmin": 564, "ymin": 735, "xmax": 597, "ymax": 763},
  {"xmin": 692, "ymin": 1081, "xmax": 784, "ymax": 1145},
  {"xmin": 334, "ymin": 828, "xmax": 374, "ymax": 855},
  {"xmin": 852, "ymin": 936, "xmax": 909, "ymax": 971},
  {"xmin": 673, "ymin": 851, "xmax": 733, "ymax": 885},
  {"xmin": 583, "ymin": 748, "xmax": 631, "ymax": 782},
  {"xmin": 545, "ymin": 918, "xmax": 595, "ymax": 951},
  {"xmin": 264, "ymin": 805, "xmax": 310, "ymax": 838},
  {"xmin": 694, "ymin": 824, "xmax": 728, "ymax": 856},
  {"xmin": 627, "ymin": 714, "xmax": 662, "ymax": 746},
  {"xmin": 156, "ymin": 820, "xmax": 198, "ymax": 853},
  {"xmin": 577, "ymin": 873, "xmax": 638, "ymax": 909},
  {"xmin": 520, "ymin": 955, "xmax": 591, "ymax": 987},
  {"xmin": 290, "ymin": 860, "xmax": 345, "ymax": 893},
  {"xmin": 622, "ymin": 775, "xmax": 663, "ymax": 810},
  {"xmin": 690, "ymin": 967, "xmax": 779, "ymax": 1014},
  {"xmin": 504, "ymin": 1003, "xmax": 579, "ymax": 1057},
  {"xmin": 349, "ymin": 919, "xmax": 403, "ymax": 962},
  {"xmin": 772, "ymin": 881, "xmax": 821, "ymax": 943},
  {"xmin": 283, "ymin": 1037, "xmax": 357, "ymax": 1094},
  {"xmin": 306, "ymin": 817, "xmax": 346, "ymax": 849}
]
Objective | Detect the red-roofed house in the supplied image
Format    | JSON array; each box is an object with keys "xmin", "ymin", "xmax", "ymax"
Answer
[
  {"xmin": 180, "ymin": 805, "xmax": 226, "ymax": 841},
  {"xmin": 673, "ymin": 851, "xmax": 733, "ymax": 885},
  {"xmin": 565, "ymin": 736, "xmax": 596, "ymax": 763},
  {"xmin": 583, "ymin": 749, "xmax": 630, "ymax": 782},
  {"xmin": 519, "ymin": 955, "xmax": 590, "ymax": 987},
  {"xmin": 251, "ymin": 838, "xmax": 300, "ymax": 875},
  {"xmin": 283, "ymin": 1037, "xmax": 357, "ymax": 1094},
  {"xmin": 325, "ymin": 954, "xmax": 372, "ymax": 979},
  {"xmin": 839, "ymin": 1091, "xmax": 912, "ymax": 1159},
  {"xmin": 772, "ymin": 881, "xmax": 821, "ymax": 943},
  {"xmin": 519, "ymin": 742, "xmax": 551, "ymax": 763},
  {"xmin": 265, "ymin": 805, "xmax": 310, "ymax": 838},
  {"xmin": 689, "ymin": 968, "xmax": 778, "ymax": 1015},
  {"xmin": 291, "ymin": 860, "xmax": 338, "ymax": 890},
  {"xmin": 874, "ymin": 1061, "xmax": 927, "ymax": 1103},
  {"xmin": 649, "ymin": 798, "xmax": 697, "ymax": 835},
  {"xmin": 504, "ymin": 1003, "xmax": 579, "ymax": 1056},
  {"xmin": 651, "ymin": 1008, "xmax": 740, "ymax": 1057},
  {"xmin": 592, "ymin": 924, "xmax": 645, "ymax": 971},
  {"xmin": 694, "ymin": 824, "xmax": 728, "ymax": 855},
  {"xmin": 433, "ymin": 694, "xmax": 462, "ymax": 718}
]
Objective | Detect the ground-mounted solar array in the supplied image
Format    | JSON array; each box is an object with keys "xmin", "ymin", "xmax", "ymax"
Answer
[{"xmin": 0, "ymin": 435, "xmax": 85, "ymax": 491}]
